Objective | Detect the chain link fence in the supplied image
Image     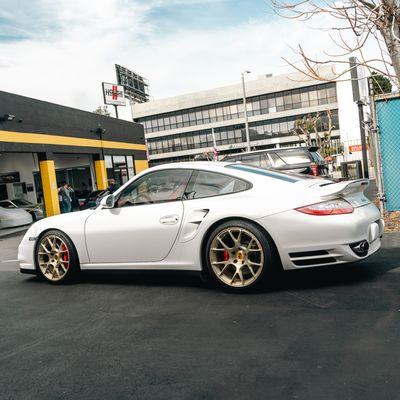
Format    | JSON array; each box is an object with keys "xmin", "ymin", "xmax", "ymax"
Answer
[{"xmin": 374, "ymin": 95, "xmax": 400, "ymax": 212}]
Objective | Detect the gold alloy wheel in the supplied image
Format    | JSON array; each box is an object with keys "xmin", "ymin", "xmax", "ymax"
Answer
[
  {"xmin": 37, "ymin": 235, "xmax": 70, "ymax": 282},
  {"xmin": 209, "ymin": 227, "xmax": 264, "ymax": 288}
]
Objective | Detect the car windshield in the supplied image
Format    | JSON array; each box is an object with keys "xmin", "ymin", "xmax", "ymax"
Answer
[
  {"xmin": 12, "ymin": 199, "xmax": 32, "ymax": 206},
  {"xmin": 0, "ymin": 201, "xmax": 15, "ymax": 208},
  {"xmin": 89, "ymin": 190, "xmax": 108, "ymax": 198}
]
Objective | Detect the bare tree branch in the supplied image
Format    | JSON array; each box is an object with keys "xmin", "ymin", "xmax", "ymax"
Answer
[{"xmin": 272, "ymin": 0, "xmax": 400, "ymax": 86}]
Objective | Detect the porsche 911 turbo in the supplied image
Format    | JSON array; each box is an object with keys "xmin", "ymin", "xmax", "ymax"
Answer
[{"xmin": 18, "ymin": 162, "xmax": 384, "ymax": 291}]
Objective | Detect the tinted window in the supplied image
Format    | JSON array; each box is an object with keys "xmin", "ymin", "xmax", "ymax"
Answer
[
  {"xmin": 274, "ymin": 149, "xmax": 311, "ymax": 165},
  {"xmin": 117, "ymin": 169, "xmax": 192, "ymax": 207},
  {"xmin": 241, "ymin": 153, "xmax": 261, "ymax": 167},
  {"xmin": 11, "ymin": 199, "xmax": 31, "ymax": 206},
  {"xmin": 0, "ymin": 201, "xmax": 15, "ymax": 208},
  {"xmin": 186, "ymin": 171, "xmax": 250, "ymax": 199},
  {"xmin": 226, "ymin": 164, "xmax": 299, "ymax": 183},
  {"xmin": 310, "ymin": 150, "xmax": 324, "ymax": 162},
  {"xmin": 223, "ymin": 155, "xmax": 241, "ymax": 162}
]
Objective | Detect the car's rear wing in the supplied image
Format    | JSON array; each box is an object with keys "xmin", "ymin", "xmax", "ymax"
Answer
[{"xmin": 315, "ymin": 179, "xmax": 370, "ymax": 199}]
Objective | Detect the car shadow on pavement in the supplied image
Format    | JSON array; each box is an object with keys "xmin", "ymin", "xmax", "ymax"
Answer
[
  {"xmin": 22, "ymin": 246, "xmax": 399, "ymax": 294},
  {"xmin": 267, "ymin": 247, "xmax": 400, "ymax": 293}
]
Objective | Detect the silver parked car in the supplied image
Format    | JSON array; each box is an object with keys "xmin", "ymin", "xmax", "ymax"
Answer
[
  {"xmin": 0, "ymin": 199, "xmax": 44, "ymax": 221},
  {"xmin": 0, "ymin": 206, "xmax": 32, "ymax": 229}
]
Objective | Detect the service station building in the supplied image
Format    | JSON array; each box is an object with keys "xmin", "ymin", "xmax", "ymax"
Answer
[{"xmin": 0, "ymin": 90, "xmax": 148, "ymax": 217}]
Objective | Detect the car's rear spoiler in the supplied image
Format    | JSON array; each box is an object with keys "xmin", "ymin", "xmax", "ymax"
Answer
[{"xmin": 316, "ymin": 179, "xmax": 370, "ymax": 199}]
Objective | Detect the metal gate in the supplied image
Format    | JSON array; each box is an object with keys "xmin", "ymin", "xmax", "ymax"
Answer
[{"xmin": 375, "ymin": 97, "xmax": 400, "ymax": 211}]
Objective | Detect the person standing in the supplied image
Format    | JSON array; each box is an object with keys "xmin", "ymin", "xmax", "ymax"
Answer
[
  {"xmin": 107, "ymin": 179, "xmax": 120, "ymax": 194},
  {"xmin": 67, "ymin": 184, "xmax": 77, "ymax": 210},
  {"xmin": 58, "ymin": 182, "xmax": 72, "ymax": 213}
]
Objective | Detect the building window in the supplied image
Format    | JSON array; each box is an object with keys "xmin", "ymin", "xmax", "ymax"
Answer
[
  {"xmin": 138, "ymin": 83, "xmax": 339, "ymax": 139},
  {"xmin": 105, "ymin": 155, "xmax": 136, "ymax": 186}
]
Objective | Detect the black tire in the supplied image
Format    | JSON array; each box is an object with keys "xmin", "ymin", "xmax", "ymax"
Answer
[
  {"xmin": 35, "ymin": 229, "xmax": 80, "ymax": 284},
  {"xmin": 203, "ymin": 220, "xmax": 276, "ymax": 292}
]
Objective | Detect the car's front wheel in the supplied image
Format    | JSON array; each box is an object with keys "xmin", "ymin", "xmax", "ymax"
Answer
[
  {"xmin": 204, "ymin": 220, "xmax": 275, "ymax": 291},
  {"xmin": 35, "ymin": 230, "xmax": 80, "ymax": 284}
]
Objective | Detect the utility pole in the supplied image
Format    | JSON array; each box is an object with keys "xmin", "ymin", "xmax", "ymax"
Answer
[
  {"xmin": 357, "ymin": 100, "xmax": 369, "ymax": 179},
  {"xmin": 241, "ymin": 71, "xmax": 251, "ymax": 152}
]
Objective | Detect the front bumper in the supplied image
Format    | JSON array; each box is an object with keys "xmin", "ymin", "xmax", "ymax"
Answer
[
  {"xmin": 18, "ymin": 229, "xmax": 37, "ymax": 272},
  {"xmin": 258, "ymin": 203, "xmax": 384, "ymax": 270}
]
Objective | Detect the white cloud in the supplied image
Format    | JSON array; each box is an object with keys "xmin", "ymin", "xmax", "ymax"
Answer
[{"xmin": 0, "ymin": 0, "xmax": 373, "ymax": 120}]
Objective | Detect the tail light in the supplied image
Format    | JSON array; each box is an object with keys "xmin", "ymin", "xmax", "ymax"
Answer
[
  {"xmin": 310, "ymin": 163, "xmax": 319, "ymax": 176},
  {"xmin": 296, "ymin": 199, "xmax": 354, "ymax": 215}
]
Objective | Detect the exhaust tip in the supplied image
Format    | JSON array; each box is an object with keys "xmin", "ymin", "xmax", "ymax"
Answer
[{"xmin": 350, "ymin": 240, "xmax": 369, "ymax": 257}]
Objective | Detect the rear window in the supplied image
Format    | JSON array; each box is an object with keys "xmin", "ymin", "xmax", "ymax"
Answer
[
  {"xmin": 226, "ymin": 164, "xmax": 300, "ymax": 183},
  {"xmin": 273, "ymin": 149, "xmax": 312, "ymax": 165},
  {"xmin": 310, "ymin": 150, "xmax": 324, "ymax": 162}
]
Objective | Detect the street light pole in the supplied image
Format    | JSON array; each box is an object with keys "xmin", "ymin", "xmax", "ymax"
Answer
[{"xmin": 241, "ymin": 71, "xmax": 251, "ymax": 152}]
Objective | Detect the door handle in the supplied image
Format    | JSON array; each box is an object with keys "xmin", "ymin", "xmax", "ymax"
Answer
[{"xmin": 159, "ymin": 214, "xmax": 180, "ymax": 225}]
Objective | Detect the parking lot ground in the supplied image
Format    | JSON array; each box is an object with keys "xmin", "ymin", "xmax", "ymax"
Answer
[{"xmin": 0, "ymin": 233, "xmax": 399, "ymax": 400}]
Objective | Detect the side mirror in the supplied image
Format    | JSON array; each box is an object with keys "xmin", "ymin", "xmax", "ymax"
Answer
[{"xmin": 100, "ymin": 194, "xmax": 115, "ymax": 209}]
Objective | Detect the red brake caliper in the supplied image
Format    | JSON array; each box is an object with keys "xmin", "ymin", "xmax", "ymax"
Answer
[
  {"xmin": 61, "ymin": 244, "xmax": 69, "ymax": 268},
  {"xmin": 223, "ymin": 250, "xmax": 229, "ymax": 261}
]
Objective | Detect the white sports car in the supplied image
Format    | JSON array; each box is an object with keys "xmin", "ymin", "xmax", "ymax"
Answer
[{"xmin": 18, "ymin": 162, "xmax": 384, "ymax": 291}]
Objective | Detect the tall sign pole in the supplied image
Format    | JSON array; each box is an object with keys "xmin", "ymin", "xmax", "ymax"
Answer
[{"xmin": 349, "ymin": 57, "xmax": 369, "ymax": 179}]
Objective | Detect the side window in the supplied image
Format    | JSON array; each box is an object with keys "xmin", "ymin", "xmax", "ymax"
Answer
[
  {"xmin": 241, "ymin": 153, "xmax": 261, "ymax": 167},
  {"xmin": 185, "ymin": 171, "xmax": 250, "ymax": 199},
  {"xmin": 117, "ymin": 169, "xmax": 192, "ymax": 207}
]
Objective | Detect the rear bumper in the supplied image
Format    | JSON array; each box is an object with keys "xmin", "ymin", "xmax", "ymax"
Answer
[{"xmin": 258, "ymin": 203, "xmax": 383, "ymax": 270}]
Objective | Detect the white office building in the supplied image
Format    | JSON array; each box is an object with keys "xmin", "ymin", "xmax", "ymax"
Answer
[{"xmin": 133, "ymin": 67, "xmax": 366, "ymax": 165}]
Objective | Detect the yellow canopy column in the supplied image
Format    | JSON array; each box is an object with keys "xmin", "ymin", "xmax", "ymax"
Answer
[
  {"xmin": 134, "ymin": 159, "xmax": 149, "ymax": 174},
  {"xmin": 39, "ymin": 157, "xmax": 60, "ymax": 217},
  {"xmin": 94, "ymin": 155, "xmax": 108, "ymax": 190}
]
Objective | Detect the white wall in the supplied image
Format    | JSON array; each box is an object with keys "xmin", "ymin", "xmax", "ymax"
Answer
[{"xmin": 0, "ymin": 153, "xmax": 39, "ymax": 203}]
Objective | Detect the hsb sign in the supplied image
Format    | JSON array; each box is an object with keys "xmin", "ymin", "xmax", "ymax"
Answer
[{"xmin": 102, "ymin": 82, "xmax": 126, "ymax": 106}]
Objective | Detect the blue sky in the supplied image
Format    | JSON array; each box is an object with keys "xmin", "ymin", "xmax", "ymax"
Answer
[
  {"xmin": 0, "ymin": 0, "xmax": 332, "ymax": 119},
  {"xmin": 148, "ymin": 0, "xmax": 271, "ymax": 31}
]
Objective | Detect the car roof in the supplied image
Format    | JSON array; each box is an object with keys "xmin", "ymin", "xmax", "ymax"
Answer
[
  {"xmin": 145, "ymin": 161, "xmax": 308, "ymax": 185},
  {"xmin": 223, "ymin": 146, "xmax": 319, "ymax": 158},
  {"xmin": 149, "ymin": 161, "xmax": 232, "ymax": 173}
]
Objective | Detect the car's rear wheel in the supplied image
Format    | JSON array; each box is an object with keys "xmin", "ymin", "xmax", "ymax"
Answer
[
  {"xmin": 204, "ymin": 220, "xmax": 274, "ymax": 291},
  {"xmin": 35, "ymin": 230, "xmax": 80, "ymax": 284}
]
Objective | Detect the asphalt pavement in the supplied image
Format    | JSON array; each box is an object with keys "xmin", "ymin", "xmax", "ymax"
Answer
[{"xmin": 0, "ymin": 232, "xmax": 399, "ymax": 400}]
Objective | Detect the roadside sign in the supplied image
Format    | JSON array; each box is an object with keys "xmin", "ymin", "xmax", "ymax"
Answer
[
  {"xmin": 349, "ymin": 144, "xmax": 362, "ymax": 152},
  {"xmin": 102, "ymin": 82, "xmax": 126, "ymax": 106}
]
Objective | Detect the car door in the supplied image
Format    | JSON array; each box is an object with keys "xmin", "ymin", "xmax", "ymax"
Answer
[{"xmin": 85, "ymin": 169, "xmax": 192, "ymax": 264}]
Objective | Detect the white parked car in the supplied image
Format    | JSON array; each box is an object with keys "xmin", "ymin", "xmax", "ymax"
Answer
[
  {"xmin": 0, "ymin": 206, "xmax": 33, "ymax": 229},
  {"xmin": 0, "ymin": 199, "xmax": 44, "ymax": 221},
  {"xmin": 18, "ymin": 162, "xmax": 384, "ymax": 291}
]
